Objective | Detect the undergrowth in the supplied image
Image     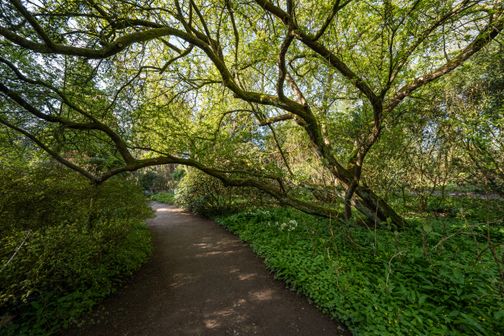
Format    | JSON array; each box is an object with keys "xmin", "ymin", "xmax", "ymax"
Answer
[
  {"xmin": 0, "ymin": 166, "xmax": 152, "ymax": 336},
  {"xmin": 216, "ymin": 206, "xmax": 504, "ymax": 335},
  {"xmin": 150, "ymin": 191, "xmax": 175, "ymax": 204}
]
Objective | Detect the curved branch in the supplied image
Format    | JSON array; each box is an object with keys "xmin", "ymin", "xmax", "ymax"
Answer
[
  {"xmin": 0, "ymin": 80, "xmax": 135, "ymax": 163},
  {"xmin": 0, "ymin": 117, "xmax": 100, "ymax": 182},
  {"xmin": 0, "ymin": 25, "xmax": 182, "ymax": 58},
  {"xmin": 258, "ymin": 113, "xmax": 294, "ymax": 126},
  {"xmin": 388, "ymin": 0, "xmax": 483, "ymax": 89},
  {"xmin": 254, "ymin": 0, "xmax": 381, "ymax": 110},
  {"xmin": 312, "ymin": 0, "xmax": 352, "ymax": 41},
  {"xmin": 277, "ymin": 33, "xmax": 294, "ymax": 100},
  {"xmin": 10, "ymin": 0, "xmax": 56, "ymax": 47},
  {"xmin": 98, "ymin": 154, "xmax": 343, "ymax": 219},
  {"xmin": 386, "ymin": 14, "xmax": 504, "ymax": 112}
]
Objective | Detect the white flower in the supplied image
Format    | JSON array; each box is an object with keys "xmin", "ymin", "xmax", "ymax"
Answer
[{"xmin": 278, "ymin": 219, "xmax": 298, "ymax": 231}]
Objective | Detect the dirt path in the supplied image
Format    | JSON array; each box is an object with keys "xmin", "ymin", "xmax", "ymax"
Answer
[{"xmin": 67, "ymin": 203, "xmax": 350, "ymax": 336}]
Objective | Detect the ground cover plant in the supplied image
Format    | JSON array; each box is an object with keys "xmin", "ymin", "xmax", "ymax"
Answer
[{"xmin": 216, "ymin": 201, "xmax": 504, "ymax": 335}]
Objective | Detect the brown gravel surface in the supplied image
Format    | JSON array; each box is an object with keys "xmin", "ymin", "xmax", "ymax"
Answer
[{"xmin": 66, "ymin": 202, "xmax": 351, "ymax": 336}]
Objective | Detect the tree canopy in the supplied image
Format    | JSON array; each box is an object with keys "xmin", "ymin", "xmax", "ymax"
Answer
[{"xmin": 1, "ymin": 0, "xmax": 503, "ymax": 226}]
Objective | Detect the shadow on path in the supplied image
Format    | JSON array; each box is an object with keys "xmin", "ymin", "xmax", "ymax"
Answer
[{"xmin": 67, "ymin": 202, "xmax": 350, "ymax": 336}]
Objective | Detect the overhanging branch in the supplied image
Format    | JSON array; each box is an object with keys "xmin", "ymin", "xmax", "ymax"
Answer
[{"xmin": 386, "ymin": 14, "xmax": 504, "ymax": 112}]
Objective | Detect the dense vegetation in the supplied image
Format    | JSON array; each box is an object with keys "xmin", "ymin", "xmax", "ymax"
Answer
[
  {"xmin": 216, "ymin": 204, "xmax": 504, "ymax": 335},
  {"xmin": 0, "ymin": 150, "xmax": 152, "ymax": 335},
  {"xmin": 1, "ymin": 0, "xmax": 503, "ymax": 335}
]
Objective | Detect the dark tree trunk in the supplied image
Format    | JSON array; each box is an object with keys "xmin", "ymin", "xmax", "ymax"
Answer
[{"xmin": 354, "ymin": 184, "xmax": 407, "ymax": 228}]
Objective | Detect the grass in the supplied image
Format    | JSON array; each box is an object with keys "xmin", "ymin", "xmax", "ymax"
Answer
[{"xmin": 215, "ymin": 201, "xmax": 504, "ymax": 335}]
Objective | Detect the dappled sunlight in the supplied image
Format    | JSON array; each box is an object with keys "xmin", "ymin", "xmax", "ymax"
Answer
[
  {"xmin": 192, "ymin": 238, "xmax": 244, "ymax": 258},
  {"xmin": 209, "ymin": 308, "xmax": 234, "ymax": 318},
  {"xmin": 156, "ymin": 207, "xmax": 181, "ymax": 213},
  {"xmin": 192, "ymin": 242, "xmax": 210, "ymax": 248},
  {"xmin": 238, "ymin": 273, "xmax": 257, "ymax": 281},
  {"xmin": 169, "ymin": 273, "xmax": 200, "ymax": 289},
  {"xmin": 203, "ymin": 306, "xmax": 249, "ymax": 330},
  {"xmin": 192, "ymin": 238, "xmax": 240, "ymax": 250},
  {"xmin": 234, "ymin": 298, "xmax": 247, "ymax": 306},
  {"xmin": 203, "ymin": 318, "xmax": 220, "ymax": 329},
  {"xmin": 194, "ymin": 250, "xmax": 240, "ymax": 258},
  {"xmin": 248, "ymin": 288, "xmax": 275, "ymax": 302}
]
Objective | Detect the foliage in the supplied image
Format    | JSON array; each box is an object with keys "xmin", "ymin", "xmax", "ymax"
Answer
[
  {"xmin": 137, "ymin": 165, "xmax": 181, "ymax": 194},
  {"xmin": 0, "ymin": 163, "xmax": 152, "ymax": 336},
  {"xmin": 139, "ymin": 171, "xmax": 169, "ymax": 193},
  {"xmin": 216, "ymin": 204, "xmax": 504, "ymax": 335},
  {"xmin": 150, "ymin": 191, "xmax": 175, "ymax": 205},
  {"xmin": 0, "ymin": 1, "xmax": 503, "ymax": 332},
  {"xmin": 1, "ymin": 1, "xmax": 502, "ymax": 226},
  {"xmin": 174, "ymin": 168, "xmax": 270, "ymax": 216},
  {"xmin": 363, "ymin": 44, "xmax": 504, "ymax": 202}
]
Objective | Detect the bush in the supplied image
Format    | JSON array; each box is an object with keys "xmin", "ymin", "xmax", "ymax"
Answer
[
  {"xmin": 0, "ymin": 163, "xmax": 152, "ymax": 335},
  {"xmin": 174, "ymin": 168, "xmax": 271, "ymax": 216},
  {"xmin": 150, "ymin": 191, "xmax": 175, "ymax": 204}
]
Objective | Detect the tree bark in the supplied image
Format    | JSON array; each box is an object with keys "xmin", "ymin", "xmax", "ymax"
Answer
[{"xmin": 355, "ymin": 185, "xmax": 407, "ymax": 228}]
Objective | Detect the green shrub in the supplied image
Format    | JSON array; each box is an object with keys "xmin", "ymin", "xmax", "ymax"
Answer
[
  {"xmin": 174, "ymin": 168, "xmax": 270, "ymax": 216},
  {"xmin": 0, "ymin": 164, "xmax": 152, "ymax": 335}
]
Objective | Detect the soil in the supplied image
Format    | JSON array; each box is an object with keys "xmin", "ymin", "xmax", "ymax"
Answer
[{"xmin": 66, "ymin": 202, "xmax": 351, "ymax": 336}]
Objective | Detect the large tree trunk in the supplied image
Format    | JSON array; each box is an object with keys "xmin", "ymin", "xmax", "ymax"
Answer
[
  {"xmin": 301, "ymin": 116, "xmax": 407, "ymax": 228},
  {"xmin": 354, "ymin": 185, "xmax": 406, "ymax": 228}
]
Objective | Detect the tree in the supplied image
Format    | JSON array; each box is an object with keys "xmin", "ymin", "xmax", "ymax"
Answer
[
  {"xmin": 448, "ymin": 46, "xmax": 504, "ymax": 196},
  {"xmin": 1, "ymin": 0, "xmax": 503, "ymax": 227}
]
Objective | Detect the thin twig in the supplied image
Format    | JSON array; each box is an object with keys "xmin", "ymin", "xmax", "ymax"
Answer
[{"xmin": 1, "ymin": 230, "xmax": 32, "ymax": 272}]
